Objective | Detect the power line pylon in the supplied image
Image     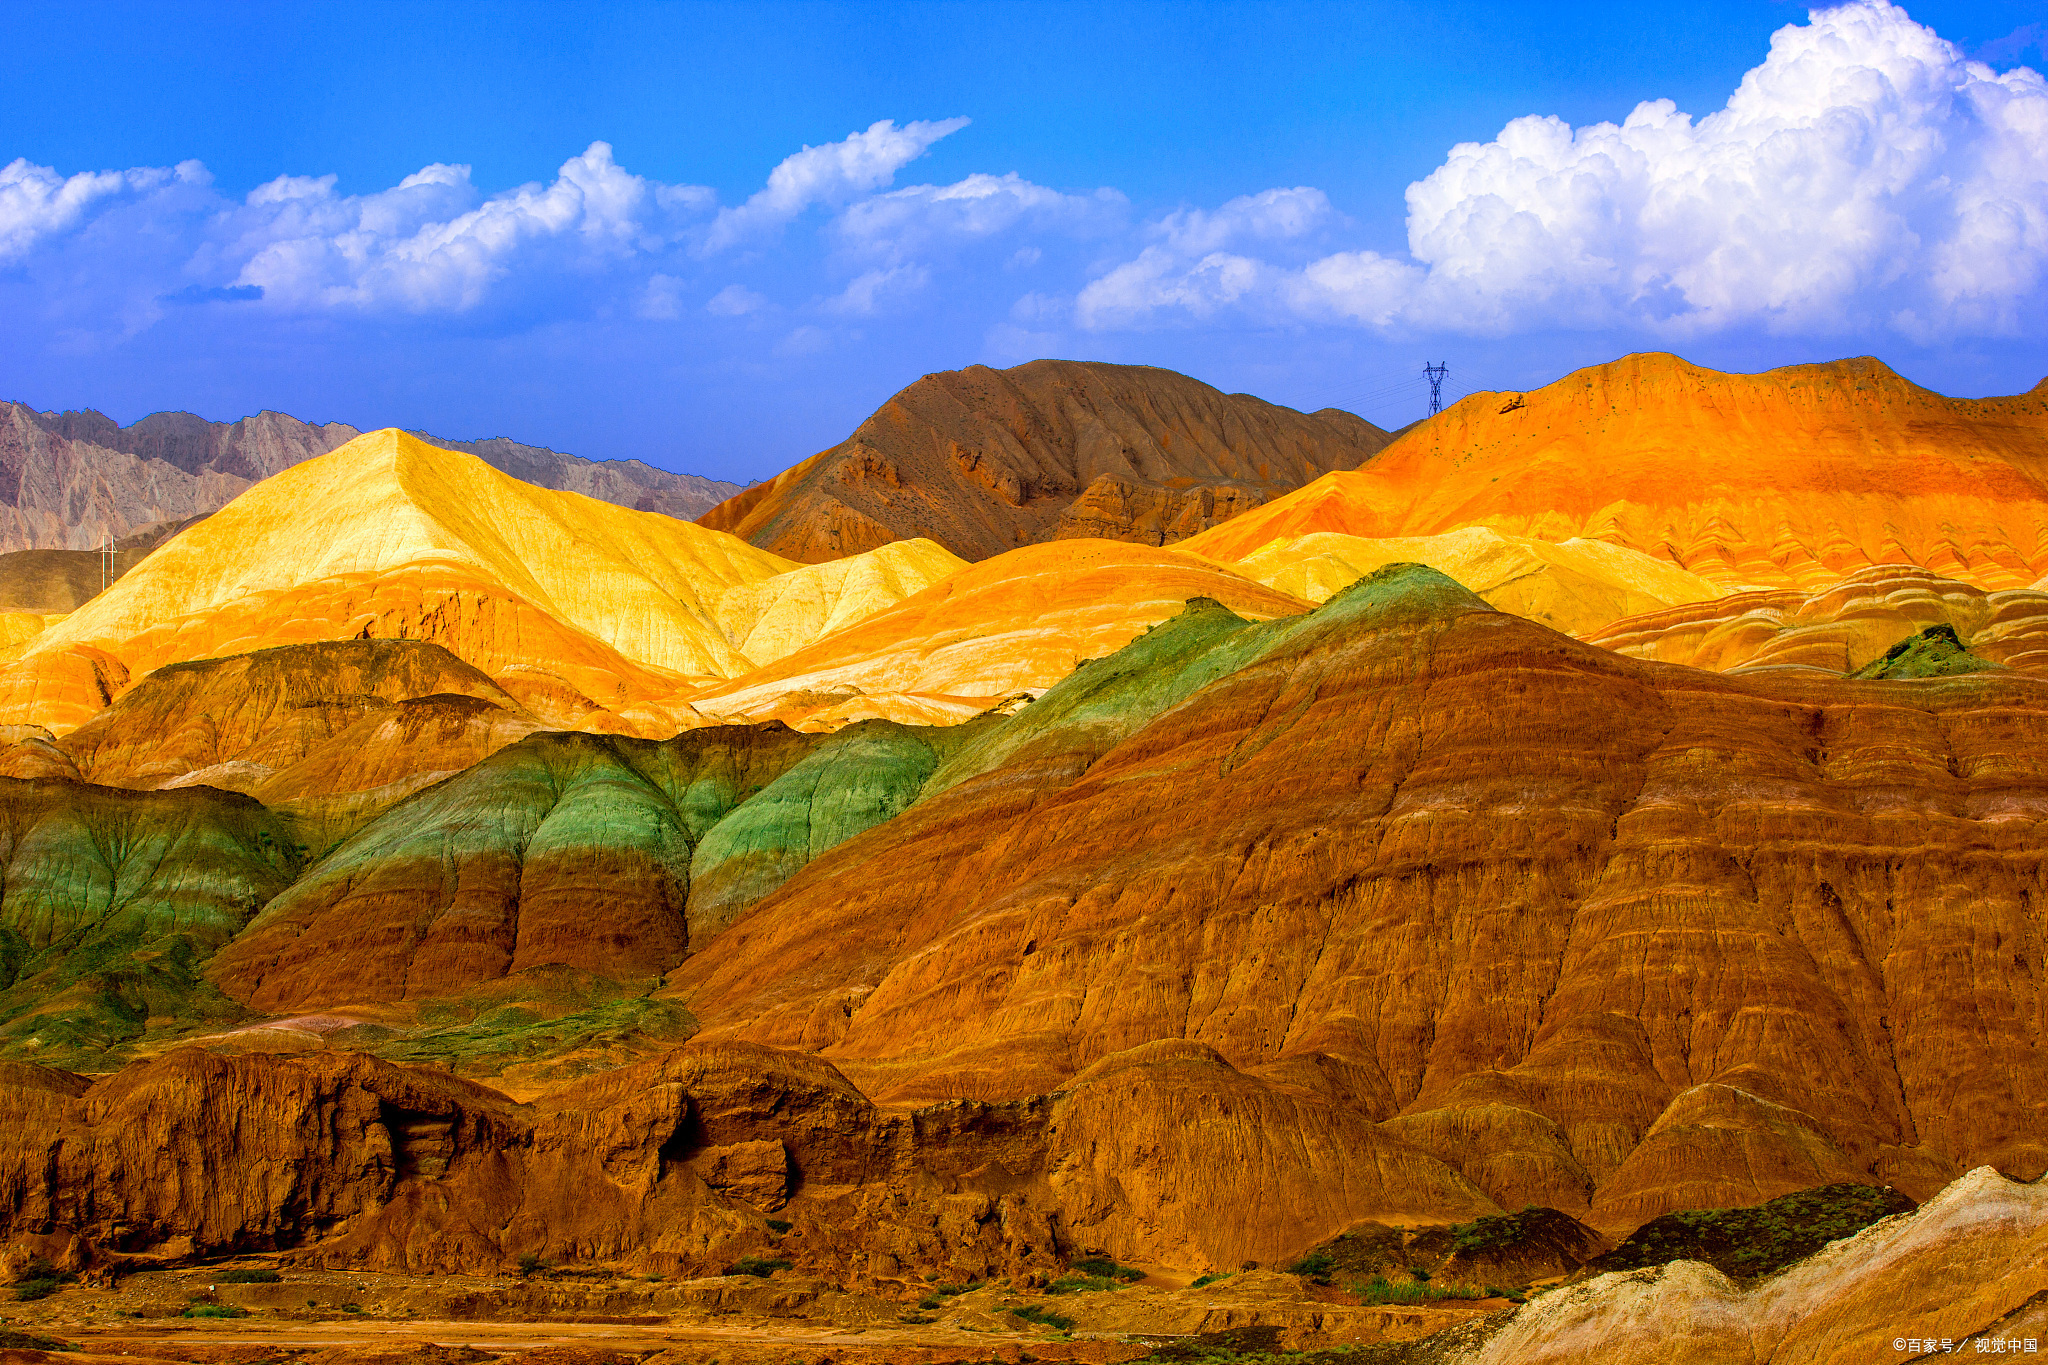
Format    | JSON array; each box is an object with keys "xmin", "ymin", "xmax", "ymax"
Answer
[{"xmin": 1424, "ymin": 362, "xmax": 1449, "ymax": 417}]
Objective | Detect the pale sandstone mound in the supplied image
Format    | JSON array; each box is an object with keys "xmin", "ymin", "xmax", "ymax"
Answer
[
  {"xmin": 714, "ymin": 538, "xmax": 969, "ymax": 667},
  {"xmin": 698, "ymin": 359, "xmax": 1390, "ymax": 562},
  {"xmin": 1181, "ymin": 354, "xmax": 2048, "ymax": 592},
  {"xmin": 1589, "ymin": 561, "xmax": 2048, "ymax": 674},
  {"xmin": 1227, "ymin": 527, "xmax": 1722, "ymax": 637},
  {"xmin": 671, "ymin": 539, "xmax": 1309, "ymax": 731},
  {"xmin": 1456, "ymin": 1166, "xmax": 2048, "ymax": 1364},
  {"xmin": 666, "ymin": 564, "xmax": 2048, "ymax": 1235},
  {"xmin": 0, "ymin": 430, "xmax": 798, "ymax": 733}
]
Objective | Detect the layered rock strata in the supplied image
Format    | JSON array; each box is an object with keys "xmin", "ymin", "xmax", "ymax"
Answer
[{"xmin": 663, "ymin": 565, "xmax": 2048, "ymax": 1235}]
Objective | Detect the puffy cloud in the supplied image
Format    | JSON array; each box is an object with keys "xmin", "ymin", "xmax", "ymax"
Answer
[
  {"xmin": 0, "ymin": 158, "xmax": 205, "ymax": 262},
  {"xmin": 1083, "ymin": 1, "xmax": 2048, "ymax": 340},
  {"xmin": 703, "ymin": 117, "xmax": 969, "ymax": 252},
  {"xmin": 229, "ymin": 142, "xmax": 687, "ymax": 312}
]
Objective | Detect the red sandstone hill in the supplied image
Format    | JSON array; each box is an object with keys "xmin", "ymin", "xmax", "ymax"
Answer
[
  {"xmin": 1182, "ymin": 353, "xmax": 2048, "ymax": 593},
  {"xmin": 697, "ymin": 359, "xmax": 1392, "ymax": 562}
]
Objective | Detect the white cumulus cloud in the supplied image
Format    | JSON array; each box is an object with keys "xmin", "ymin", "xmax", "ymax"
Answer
[
  {"xmin": 229, "ymin": 142, "xmax": 689, "ymax": 312},
  {"xmin": 1083, "ymin": 1, "xmax": 2048, "ymax": 340},
  {"xmin": 0, "ymin": 158, "xmax": 206, "ymax": 263}
]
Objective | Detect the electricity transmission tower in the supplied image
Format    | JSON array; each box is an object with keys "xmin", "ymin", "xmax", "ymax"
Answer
[
  {"xmin": 100, "ymin": 537, "xmax": 115, "ymax": 594},
  {"xmin": 1424, "ymin": 362, "xmax": 1449, "ymax": 417}
]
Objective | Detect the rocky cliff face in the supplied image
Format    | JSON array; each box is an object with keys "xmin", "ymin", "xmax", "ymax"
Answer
[
  {"xmin": 697, "ymin": 360, "xmax": 1390, "ymax": 562},
  {"xmin": 0, "ymin": 400, "xmax": 740, "ymax": 557},
  {"xmin": 0, "ymin": 1036, "xmax": 1494, "ymax": 1280}
]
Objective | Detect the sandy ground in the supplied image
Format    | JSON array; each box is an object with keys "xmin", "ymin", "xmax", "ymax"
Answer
[{"xmin": 0, "ymin": 1263, "xmax": 1506, "ymax": 1363}]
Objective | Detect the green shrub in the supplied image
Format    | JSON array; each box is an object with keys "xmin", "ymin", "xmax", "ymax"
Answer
[
  {"xmin": 1189, "ymin": 1271, "xmax": 1231, "ymax": 1289},
  {"xmin": 1408, "ymin": 1265, "xmax": 1432, "ymax": 1282},
  {"xmin": 1590, "ymin": 1183, "xmax": 1914, "ymax": 1281},
  {"xmin": 728, "ymin": 1256, "xmax": 793, "ymax": 1278},
  {"xmin": 1070, "ymin": 1256, "xmax": 1144, "ymax": 1282},
  {"xmin": 918, "ymin": 1296, "xmax": 942, "ymax": 1309},
  {"xmin": 1009, "ymin": 1304, "xmax": 1075, "ymax": 1331},
  {"xmin": 765, "ymin": 1219, "xmax": 792, "ymax": 1233},
  {"xmin": 12, "ymin": 1278, "xmax": 59, "ymax": 1302},
  {"xmin": 516, "ymin": 1253, "xmax": 548, "ymax": 1278},
  {"xmin": 1287, "ymin": 1250, "xmax": 1335, "ymax": 1280},
  {"xmin": 0, "ymin": 1330, "xmax": 75, "ymax": 1350},
  {"xmin": 182, "ymin": 1303, "xmax": 248, "ymax": 1318},
  {"xmin": 341, "ymin": 1303, "xmax": 363, "ymax": 1314},
  {"xmin": 216, "ymin": 1268, "xmax": 281, "ymax": 1284},
  {"xmin": 1348, "ymin": 1276, "xmax": 1485, "ymax": 1307},
  {"xmin": 935, "ymin": 1280, "xmax": 984, "ymax": 1295}
]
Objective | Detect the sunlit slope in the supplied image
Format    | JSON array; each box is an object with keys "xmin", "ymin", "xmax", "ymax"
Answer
[
  {"xmin": 0, "ymin": 430, "xmax": 798, "ymax": 732},
  {"xmin": 1230, "ymin": 527, "xmax": 1723, "ymax": 637},
  {"xmin": 676, "ymin": 539, "xmax": 1311, "ymax": 730},
  {"xmin": 715, "ymin": 538, "xmax": 968, "ymax": 667},
  {"xmin": 1184, "ymin": 355, "xmax": 2048, "ymax": 592}
]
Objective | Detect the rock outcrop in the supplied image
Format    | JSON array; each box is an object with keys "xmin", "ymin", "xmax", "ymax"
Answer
[
  {"xmin": 0, "ymin": 400, "xmax": 740, "ymax": 556},
  {"xmin": 698, "ymin": 360, "xmax": 1390, "ymax": 562},
  {"xmin": 1180, "ymin": 354, "xmax": 2048, "ymax": 592},
  {"xmin": 1448, "ymin": 1165, "xmax": 2048, "ymax": 1364}
]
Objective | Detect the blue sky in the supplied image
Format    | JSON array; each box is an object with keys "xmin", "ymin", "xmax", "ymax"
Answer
[{"xmin": 3, "ymin": 0, "xmax": 2045, "ymax": 481}]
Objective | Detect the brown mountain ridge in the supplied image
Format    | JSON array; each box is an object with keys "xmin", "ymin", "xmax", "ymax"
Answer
[{"xmin": 698, "ymin": 359, "xmax": 1392, "ymax": 562}]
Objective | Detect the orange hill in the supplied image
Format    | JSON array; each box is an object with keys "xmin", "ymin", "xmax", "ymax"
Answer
[
  {"xmin": 1182, "ymin": 354, "xmax": 2048, "ymax": 592},
  {"xmin": 699, "ymin": 359, "xmax": 1390, "ymax": 563}
]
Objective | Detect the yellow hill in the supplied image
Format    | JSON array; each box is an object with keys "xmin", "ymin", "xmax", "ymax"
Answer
[
  {"xmin": 0, "ymin": 430, "xmax": 798, "ymax": 733},
  {"xmin": 1229, "ymin": 528, "xmax": 1723, "ymax": 637},
  {"xmin": 715, "ymin": 538, "xmax": 969, "ymax": 667}
]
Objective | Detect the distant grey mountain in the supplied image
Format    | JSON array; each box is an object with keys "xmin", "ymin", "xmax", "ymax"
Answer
[
  {"xmin": 0, "ymin": 402, "xmax": 742, "ymax": 556},
  {"xmin": 401, "ymin": 431, "xmax": 739, "ymax": 523}
]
